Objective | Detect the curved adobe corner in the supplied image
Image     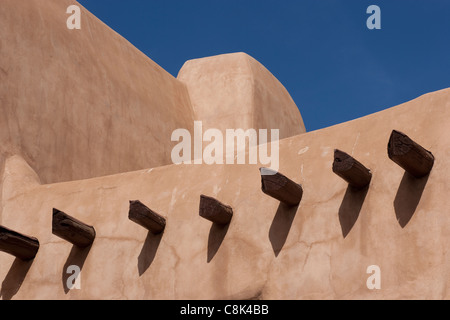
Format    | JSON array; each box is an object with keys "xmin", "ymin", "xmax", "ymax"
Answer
[
  {"xmin": 178, "ymin": 52, "xmax": 306, "ymax": 139},
  {"xmin": 0, "ymin": 0, "xmax": 195, "ymax": 184}
]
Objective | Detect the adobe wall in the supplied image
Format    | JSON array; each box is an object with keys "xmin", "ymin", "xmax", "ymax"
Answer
[
  {"xmin": 0, "ymin": 0, "xmax": 306, "ymax": 187},
  {"xmin": 0, "ymin": 88, "xmax": 448, "ymax": 300},
  {"xmin": 0, "ymin": 0, "xmax": 448, "ymax": 300},
  {"xmin": 178, "ymin": 52, "xmax": 306, "ymax": 138},
  {"xmin": 0, "ymin": 0, "xmax": 196, "ymax": 184}
]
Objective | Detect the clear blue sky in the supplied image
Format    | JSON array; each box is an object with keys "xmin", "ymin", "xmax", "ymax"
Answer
[{"xmin": 78, "ymin": 0, "xmax": 450, "ymax": 132}]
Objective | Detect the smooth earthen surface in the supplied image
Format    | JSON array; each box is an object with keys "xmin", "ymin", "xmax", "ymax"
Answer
[
  {"xmin": 0, "ymin": 0, "xmax": 448, "ymax": 300},
  {"xmin": 1, "ymin": 88, "xmax": 448, "ymax": 299},
  {"xmin": 178, "ymin": 52, "xmax": 306, "ymax": 138},
  {"xmin": 0, "ymin": 0, "xmax": 196, "ymax": 184},
  {"xmin": 0, "ymin": 0, "xmax": 305, "ymax": 188}
]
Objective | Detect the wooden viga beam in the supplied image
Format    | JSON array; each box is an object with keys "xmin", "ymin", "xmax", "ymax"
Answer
[
  {"xmin": 0, "ymin": 225, "xmax": 39, "ymax": 260},
  {"xmin": 260, "ymin": 168, "xmax": 303, "ymax": 206},
  {"xmin": 199, "ymin": 195, "xmax": 233, "ymax": 225},
  {"xmin": 129, "ymin": 200, "xmax": 166, "ymax": 234},
  {"xmin": 52, "ymin": 209, "xmax": 96, "ymax": 247},
  {"xmin": 388, "ymin": 130, "xmax": 435, "ymax": 178},
  {"xmin": 333, "ymin": 149, "xmax": 372, "ymax": 189}
]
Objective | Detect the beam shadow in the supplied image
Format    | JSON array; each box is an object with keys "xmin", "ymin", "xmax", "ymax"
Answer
[
  {"xmin": 62, "ymin": 244, "xmax": 93, "ymax": 294},
  {"xmin": 269, "ymin": 203, "xmax": 299, "ymax": 257},
  {"xmin": 207, "ymin": 223, "xmax": 230, "ymax": 263},
  {"xmin": 394, "ymin": 172, "xmax": 430, "ymax": 228},
  {"xmin": 0, "ymin": 258, "xmax": 33, "ymax": 300},
  {"xmin": 138, "ymin": 231, "xmax": 163, "ymax": 276},
  {"xmin": 339, "ymin": 185, "xmax": 369, "ymax": 238}
]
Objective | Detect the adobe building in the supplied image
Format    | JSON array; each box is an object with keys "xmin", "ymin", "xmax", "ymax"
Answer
[{"xmin": 0, "ymin": 0, "xmax": 448, "ymax": 300}]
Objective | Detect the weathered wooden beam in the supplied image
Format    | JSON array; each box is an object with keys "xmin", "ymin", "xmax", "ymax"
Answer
[
  {"xmin": 199, "ymin": 195, "xmax": 233, "ymax": 225},
  {"xmin": 388, "ymin": 130, "xmax": 435, "ymax": 178},
  {"xmin": 260, "ymin": 168, "xmax": 303, "ymax": 206},
  {"xmin": 0, "ymin": 225, "xmax": 39, "ymax": 260},
  {"xmin": 333, "ymin": 149, "xmax": 372, "ymax": 189},
  {"xmin": 52, "ymin": 209, "xmax": 96, "ymax": 247},
  {"xmin": 129, "ymin": 200, "xmax": 166, "ymax": 234}
]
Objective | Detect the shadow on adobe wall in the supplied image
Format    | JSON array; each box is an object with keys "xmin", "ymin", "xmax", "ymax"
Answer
[
  {"xmin": 207, "ymin": 223, "xmax": 230, "ymax": 263},
  {"xmin": 394, "ymin": 172, "xmax": 430, "ymax": 228},
  {"xmin": 269, "ymin": 203, "xmax": 299, "ymax": 257},
  {"xmin": 62, "ymin": 244, "xmax": 92, "ymax": 294},
  {"xmin": 0, "ymin": 258, "xmax": 33, "ymax": 300},
  {"xmin": 339, "ymin": 185, "xmax": 369, "ymax": 238},
  {"xmin": 138, "ymin": 231, "xmax": 163, "ymax": 276}
]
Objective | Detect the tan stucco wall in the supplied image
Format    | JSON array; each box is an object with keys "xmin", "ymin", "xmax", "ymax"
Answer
[
  {"xmin": 0, "ymin": 0, "xmax": 448, "ymax": 300},
  {"xmin": 0, "ymin": 0, "xmax": 196, "ymax": 184},
  {"xmin": 0, "ymin": 88, "xmax": 448, "ymax": 300},
  {"xmin": 178, "ymin": 52, "xmax": 306, "ymax": 138},
  {"xmin": 0, "ymin": 0, "xmax": 305, "ymax": 189}
]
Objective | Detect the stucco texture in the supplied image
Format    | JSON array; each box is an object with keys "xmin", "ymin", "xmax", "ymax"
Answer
[
  {"xmin": 1, "ymin": 89, "xmax": 449, "ymax": 300},
  {"xmin": 0, "ymin": 0, "xmax": 449, "ymax": 300}
]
